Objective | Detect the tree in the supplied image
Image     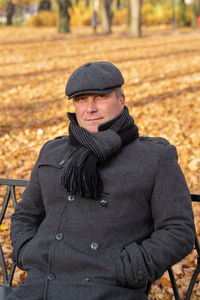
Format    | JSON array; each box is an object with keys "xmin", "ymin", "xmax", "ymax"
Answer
[
  {"xmin": 101, "ymin": 0, "xmax": 113, "ymax": 34},
  {"xmin": 38, "ymin": 0, "xmax": 51, "ymax": 11},
  {"xmin": 129, "ymin": 0, "xmax": 142, "ymax": 37},
  {"xmin": 113, "ymin": 0, "xmax": 121, "ymax": 10},
  {"xmin": 117, "ymin": 0, "xmax": 121, "ymax": 8},
  {"xmin": 57, "ymin": 0, "xmax": 72, "ymax": 33},
  {"xmin": 178, "ymin": 0, "xmax": 186, "ymax": 27},
  {"xmin": 6, "ymin": 0, "xmax": 15, "ymax": 25}
]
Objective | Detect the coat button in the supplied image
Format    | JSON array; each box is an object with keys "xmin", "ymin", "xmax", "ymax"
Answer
[
  {"xmin": 56, "ymin": 233, "xmax": 63, "ymax": 240},
  {"xmin": 48, "ymin": 273, "xmax": 56, "ymax": 281},
  {"xmin": 82, "ymin": 277, "xmax": 90, "ymax": 283},
  {"xmin": 68, "ymin": 194, "xmax": 76, "ymax": 202},
  {"xmin": 100, "ymin": 199, "xmax": 108, "ymax": 208},
  {"xmin": 59, "ymin": 160, "xmax": 65, "ymax": 166},
  {"xmin": 90, "ymin": 242, "xmax": 99, "ymax": 250}
]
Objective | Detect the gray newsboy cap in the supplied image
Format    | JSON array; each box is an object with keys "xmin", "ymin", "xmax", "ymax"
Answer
[{"xmin": 65, "ymin": 61, "xmax": 124, "ymax": 100}]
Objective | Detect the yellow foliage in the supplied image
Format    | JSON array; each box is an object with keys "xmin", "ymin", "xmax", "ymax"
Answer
[
  {"xmin": 26, "ymin": 11, "xmax": 57, "ymax": 27},
  {"xmin": 112, "ymin": 5, "xmax": 172, "ymax": 26},
  {"xmin": 112, "ymin": 3, "xmax": 193, "ymax": 26},
  {"xmin": 0, "ymin": 224, "xmax": 9, "ymax": 231},
  {"xmin": 142, "ymin": 3, "xmax": 172, "ymax": 26},
  {"xmin": 112, "ymin": 8, "xmax": 128, "ymax": 26},
  {"xmin": 69, "ymin": 2, "xmax": 93, "ymax": 26},
  {"xmin": 179, "ymin": 6, "xmax": 193, "ymax": 25},
  {"xmin": 12, "ymin": 0, "xmax": 40, "ymax": 3},
  {"xmin": 142, "ymin": 3, "xmax": 193, "ymax": 26},
  {"xmin": 109, "ymin": 5, "xmax": 174, "ymax": 27}
]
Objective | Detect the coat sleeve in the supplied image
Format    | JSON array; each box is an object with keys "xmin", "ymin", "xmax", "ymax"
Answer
[
  {"xmin": 10, "ymin": 145, "xmax": 46, "ymax": 268},
  {"xmin": 121, "ymin": 144, "xmax": 195, "ymax": 286}
]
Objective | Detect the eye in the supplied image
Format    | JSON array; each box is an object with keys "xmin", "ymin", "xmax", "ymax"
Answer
[
  {"xmin": 74, "ymin": 96, "xmax": 86, "ymax": 102},
  {"xmin": 96, "ymin": 94, "xmax": 106, "ymax": 100}
]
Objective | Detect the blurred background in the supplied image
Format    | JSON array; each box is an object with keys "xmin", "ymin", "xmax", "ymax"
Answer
[
  {"xmin": 0, "ymin": 0, "xmax": 200, "ymax": 299},
  {"xmin": 0, "ymin": 0, "xmax": 200, "ymax": 33}
]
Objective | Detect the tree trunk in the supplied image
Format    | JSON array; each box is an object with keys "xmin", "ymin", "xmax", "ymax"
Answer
[
  {"xmin": 39, "ymin": 0, "xmax": 51, "ymax": 11},
  {"xmin": 57, "ymin": 0, "xmax": 71, "ymax": 33},
  {"xmin": 85, "ymin": 0, "xmax": 90, "ymax": 7},
  {"xmin": 113, "ymin": 0, "xmax": 121, "ymax": 10},
  {"xmin": 6, "ymin": 0, "xmax": 15, "ymax": 25},
  {"xmin": 192, "ymin": 0, "xmax": 200, "ymax": 28},
  {"xmin": 50, "ymin": 0, "xmax": 57, "ymax": 11},
  {"xmin": 117, "ymin": 0, "xmax": 121, "ymax": 9},
  {"xmin": 130, "ymin": 0, "xmax": 142, "ymax": 37},
  {"xmin": 101, "ymin": 0, "xmax": 113, "ymax": 34},
  {"xmin": 178, "ymin": 0, "xmax": 186, "ymax": 27},
  {"xmin": 127, "ymin": 0, "xmax": 130, "ymax": 26}
]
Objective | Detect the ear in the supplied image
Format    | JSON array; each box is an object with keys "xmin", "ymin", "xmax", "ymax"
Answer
[{"xmin": 119, "ymin": 94, "xmax": 125, "ymax": 108}]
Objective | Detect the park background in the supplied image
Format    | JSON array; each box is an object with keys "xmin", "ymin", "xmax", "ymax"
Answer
[{"xmin": 0, "ymin": 0, "xmax": 200, "ymax": 299}]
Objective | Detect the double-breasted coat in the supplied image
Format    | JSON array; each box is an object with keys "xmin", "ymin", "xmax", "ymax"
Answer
[{"xmin": 7, "ymin": 135, "xmax": 195, "ymax": 300}]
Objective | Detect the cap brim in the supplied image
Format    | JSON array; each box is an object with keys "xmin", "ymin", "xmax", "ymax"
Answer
[{"xmin": 68, "ymin": 87, "xmax": 119, "ymax": 100}]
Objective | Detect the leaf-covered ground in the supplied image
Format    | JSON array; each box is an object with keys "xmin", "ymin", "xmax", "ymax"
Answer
[{"xmin": 0, "ymin": 25, "xmax": 200, "ymax": 299}]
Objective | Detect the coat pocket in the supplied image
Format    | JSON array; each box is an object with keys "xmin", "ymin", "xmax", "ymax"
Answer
[
  {"xmin": 110, "ymin": 248, "xmax": 126, "ymax": 287},
  {"xmin": 18, "ymin": 232, "xmax": 42, "ymax": 271},
  {"xmin": 18, "ymin": 237, "xmax": 34, "ymax": 271},
  {"xmin": 110, "ymin": 245, "xmax": 147, "ymax": 289}
]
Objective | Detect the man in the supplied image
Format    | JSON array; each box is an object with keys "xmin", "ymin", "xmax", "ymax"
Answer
[
  {"xmin": 91, "ymin": 10, "xmax": 98, "ymax": 34},
  {"xmin": 7, "ymin": 61, "xmax": 194, "ymax": 300}
]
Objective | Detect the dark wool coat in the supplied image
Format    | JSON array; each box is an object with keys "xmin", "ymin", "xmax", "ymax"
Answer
[{"xmin": 7, "ymin": 136, "xmax": 195, "ymax": 300}]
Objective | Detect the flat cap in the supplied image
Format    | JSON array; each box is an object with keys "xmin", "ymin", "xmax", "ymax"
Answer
[{"xmin": 65, "ymin": 61, "xmax": 124, "ymax": 100}]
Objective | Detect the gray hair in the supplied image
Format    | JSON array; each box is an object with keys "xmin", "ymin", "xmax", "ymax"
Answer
[
  {"xmin": 72, "ymin": 87, "xmax": 124, "ymax": 101},
  {"xmin": 115, "ymin": 87, "xmax": 124, "ymax": 99}
]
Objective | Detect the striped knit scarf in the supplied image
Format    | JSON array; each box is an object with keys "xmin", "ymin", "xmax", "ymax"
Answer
[{"xmin": 60, "ymin": 106, "xmax": 139, "ymax": 199}]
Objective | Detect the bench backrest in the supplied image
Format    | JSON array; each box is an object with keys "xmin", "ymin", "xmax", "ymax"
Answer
[
  {"xmin": 168, "ymin": 194, "xmax": 200, "ymax": 300},
  {"xmin": 0, "ymin": 178, "xmax": 28, "ymax": 287}
]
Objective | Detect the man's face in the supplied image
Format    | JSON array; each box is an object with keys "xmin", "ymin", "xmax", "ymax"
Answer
[{"xmin": 73, "ymin": 91, "xmax": 125, "ymax": 132}]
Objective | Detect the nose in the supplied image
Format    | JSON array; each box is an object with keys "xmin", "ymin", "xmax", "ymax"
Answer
[{"xmin": 86, "ymin": 97, "xmax": 98, "ymax": 113}]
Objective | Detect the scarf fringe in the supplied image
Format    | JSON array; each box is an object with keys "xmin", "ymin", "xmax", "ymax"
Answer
[{"xmin": 60, "ymin": 153, "xmax": 103, "ymax": 199}]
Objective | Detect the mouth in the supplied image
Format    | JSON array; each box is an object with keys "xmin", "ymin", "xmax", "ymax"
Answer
[{"xmin": 86, "ymin": 118, "xmax": 103, "ymax": 122}]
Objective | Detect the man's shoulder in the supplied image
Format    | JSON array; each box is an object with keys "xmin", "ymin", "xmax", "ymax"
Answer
[
  {"xmin": 40, "ymin": 135, "xmax": 69, "ymax": 155},
  {"xmin": 36, "ymin": 135, "xmax": 69, "ymax": 166},
  {"xmin": 129, "ymin": 136, "xmax": 172, "ymax": 157},
  {"xmin": 44, "ymin": 135, "xmax": 69, "ymax": 146},
  {"xmin": 138, "ymin": 136, "xmax": 170, "ymax": 147},
  {"xmin": 129, "ymin": 136, "xmax": 176, "ymax": 164},
  {"xmin": 54, "ymin": 135, "xmax": 69, "ymax": 140}
]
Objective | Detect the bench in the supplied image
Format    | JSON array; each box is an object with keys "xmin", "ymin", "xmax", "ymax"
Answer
[
  {"xmin": 0, "ymin": 178, "xmax": 28, "ymax": 299},
  {"xmin": 0, "ymin": 177, "xmax": 200, "ymax": 300}
]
